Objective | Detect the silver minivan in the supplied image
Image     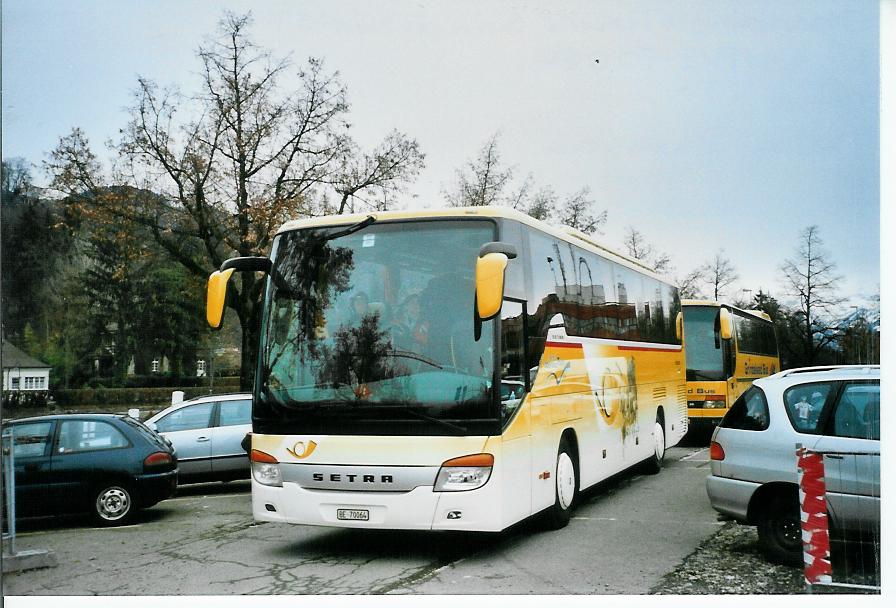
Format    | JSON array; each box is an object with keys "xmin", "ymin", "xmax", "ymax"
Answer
[
  {"xmin": 705, "ymin": 366, "xmax": 880, "ymax": 564},
  {"xmin": 146, "ymin": 393, "xmax": 252, "ymax": 483}
]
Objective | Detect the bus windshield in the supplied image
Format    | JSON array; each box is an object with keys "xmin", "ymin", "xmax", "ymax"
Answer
[
  {"xmin": 683, "ymin": 306, "xmax": 726, "ymax": 381},
  {"xmin": 255, "ymin": 219, "xmax": 499, "ymax": 436}
]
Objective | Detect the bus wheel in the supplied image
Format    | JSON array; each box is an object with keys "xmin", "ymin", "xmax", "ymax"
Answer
[
  {"xmin": 544, "ymin": 438, "xmax": 578, "ymax": 530},
  {"xmin": 643, "ymin": 417, "xmax": 665, "ymax": 475}
]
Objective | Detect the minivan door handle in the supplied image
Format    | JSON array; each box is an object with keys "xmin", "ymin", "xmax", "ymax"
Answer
[{"xmin": 196, "ymin": 436, "xmax": 210, "ymax": 443}]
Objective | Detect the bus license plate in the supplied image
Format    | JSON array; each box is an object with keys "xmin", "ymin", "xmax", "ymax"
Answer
[{"xmin": 337, "ymin": 509, "xmax": 369, "ymax": 521}]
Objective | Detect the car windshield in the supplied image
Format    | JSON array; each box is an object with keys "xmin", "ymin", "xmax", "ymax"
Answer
[
  {"xmin": 255, "ymin": 219, "xmax": 500, "ymax": 436},
  {"xmin": 683, "ymin": 306, "xmax": 726, "ymax": 381}
]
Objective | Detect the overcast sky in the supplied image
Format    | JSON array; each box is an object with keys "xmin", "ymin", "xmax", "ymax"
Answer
[{"xmin": 2, "ymin": 0, "xmax": 880, "ymax": 307}]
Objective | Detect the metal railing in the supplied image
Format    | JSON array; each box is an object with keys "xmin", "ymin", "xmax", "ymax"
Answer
[{"xmin": 2, "ymin": 428, "xmax": 16, "ymax": 556}]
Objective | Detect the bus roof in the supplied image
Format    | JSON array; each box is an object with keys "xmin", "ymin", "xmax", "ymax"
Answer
[
  {"xmin": 681, "ymin": 299, "xmax": 772, "ymax": 322},
  {"xmin": 276, "ymin": 205, "xmax": 666, "ymax": 282}
]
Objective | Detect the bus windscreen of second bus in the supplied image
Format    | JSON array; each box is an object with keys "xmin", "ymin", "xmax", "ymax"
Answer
[
  {"xmin": 683, "ymin": 306, "xmax": 726, "ymax": 381},
  {"xmin": 255, "ymin": 219, "xmax": 501, "ymax": 437}
]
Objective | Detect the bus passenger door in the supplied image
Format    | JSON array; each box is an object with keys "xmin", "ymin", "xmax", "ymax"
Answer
[
  {"xmin": 528, "ymin": 393, "xmax": 557, "ymax": 513},
  {"xmin": 498, "ymin": 299, "xmax": 536, "ymax": 520}
]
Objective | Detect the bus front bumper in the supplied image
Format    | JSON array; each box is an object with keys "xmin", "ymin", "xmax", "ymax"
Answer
[{"xmin": 251, "ymin": 479, "xmax": 504, "ymax": 531}]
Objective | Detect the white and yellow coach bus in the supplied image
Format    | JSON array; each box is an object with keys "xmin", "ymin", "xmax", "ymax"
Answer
[{"xmin": 206, "ymin": 206, "xmax": 687, "ymax": 531}]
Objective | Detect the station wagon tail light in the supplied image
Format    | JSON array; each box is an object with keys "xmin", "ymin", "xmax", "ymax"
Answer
[
  {"xmin": 143, "ymin": 451, "xmax": 173, "ymax": 471},
  {"xmin": 709, "ymin": 441, "xmax": 725, "ymax": 461},
  {"xmin": 251, "ymin": 449, "xmax": 283, "ymax": 487},
  {"xmin": 434, "ymin": 453, "xmax": 494, "ymax": 492}
]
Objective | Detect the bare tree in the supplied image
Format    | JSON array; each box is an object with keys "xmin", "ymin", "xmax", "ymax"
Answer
[
  {"xmin": 559, "ymin": 187, "xmax": 607, "ymax": 235},
  {"xmin": 443, "ymin": 134, "xmax": 513, "ymax": 207},
  {"xmin": 443, "ymin": 136, "xmax": 607, "ymax": 233},
  {"xmin": 780, "ymin": 225, "xmax": 844, "ymax": 365},
  {"xmin": 45, "ymin": 13, "xmax": 424, "ymax": 389},
  {"xmin": 676, "ymin": 266, "xmax": 707, "ymax": 299},
  {"xmin": 704, "ymin": 250, "xmax": 739, "ymax": 301},
  {"xmin": 622, "ymin": 226, "xmax": 672, "ymax": 274},
  {"xmin": 521, "ymin": 185, "xmax": 557, "ymax": 221}
]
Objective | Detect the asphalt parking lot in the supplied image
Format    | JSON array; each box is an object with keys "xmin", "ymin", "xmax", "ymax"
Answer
[{"xmin": 4, "ymin": 446, "xmax": 733, "ymax": 596}]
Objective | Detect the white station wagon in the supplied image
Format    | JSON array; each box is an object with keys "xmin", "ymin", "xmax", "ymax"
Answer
[
  {"xmin": 146, "ymin": 393, "xmax": 252, "ymax": 483},
  {"xmin": 705, "ymin": 366, "xmax": 880, "ymax": 564}
]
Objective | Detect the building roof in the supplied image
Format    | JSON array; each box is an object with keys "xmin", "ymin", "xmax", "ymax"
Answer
[{"xmin": 1, "ymin": 339, "xmax": 51, "ymax": 370}]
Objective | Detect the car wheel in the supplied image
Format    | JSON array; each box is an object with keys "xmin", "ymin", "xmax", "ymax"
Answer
[
  {"xmin": 544, "ymin": 437, "xmax": 578, "ymax": 530},
  {"xmin": 757, "ymin": 495, "xmax": 803, "ymax": 565},
  {"xmin": 92, "ymin": 484, "xmax": 136, "ymax": 526},
  {"xmin": 642, "ymin": 417, "xmax": 665, "ymax": 475}
]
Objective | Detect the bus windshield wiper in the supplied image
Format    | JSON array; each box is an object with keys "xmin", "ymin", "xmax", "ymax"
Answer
[
  {"xmin": 401, "ymin": 407, "xmax": 467, "ymax": 434},
  {"xmin": 322, "ymin": 215, "xmax": 377, "ymax": 241}
]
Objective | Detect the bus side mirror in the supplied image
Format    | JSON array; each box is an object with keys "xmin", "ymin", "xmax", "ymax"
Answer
[
  {"xmin": 675, "ymin": 312, "xmax": 683, "ymax": 341},
  {"xmin": 719, "ymin": 308, "xmax": 733, "ymax": 341},
  {"xmin": 475, "ymin": 242, "xmax": 517, "ymax": 321},
  {"xmin": 206, "ymin": 256, "xmax": 273, "ymax": 329},
  {"xmin": 207, "ymin": 268, "xmax": 235, "ymax": 329}
]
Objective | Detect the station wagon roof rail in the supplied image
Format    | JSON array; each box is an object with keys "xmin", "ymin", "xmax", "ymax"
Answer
[{"xmin": 771, "ymin": 365, "xmax": 879, "ymax": 379}]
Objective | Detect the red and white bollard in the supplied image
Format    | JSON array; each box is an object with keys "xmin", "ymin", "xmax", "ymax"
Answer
[{"xmin": 796, "ymin": 445, "xmax": 832, "ymax": 588}]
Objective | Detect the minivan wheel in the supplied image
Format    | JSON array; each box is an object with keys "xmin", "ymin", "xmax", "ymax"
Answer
[
  {"xmin": 92, "ymin": 484, "xmax": 135, "ymax": 526},
  {"xmin": 757, "ymin": 496, "xmax": 803, "ymax": 565},
  {"xmin": 544, "ymin": 438, "xmax": 578, "ymax": 530}
]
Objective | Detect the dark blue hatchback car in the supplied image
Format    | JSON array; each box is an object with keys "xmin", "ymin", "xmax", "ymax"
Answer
[{"xmin": 6, "ymin": 414, "xmax": 178, "ymax": 526}]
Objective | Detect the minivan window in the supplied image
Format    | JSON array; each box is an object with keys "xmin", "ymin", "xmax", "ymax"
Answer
[
  {"xmin": 828, "ymin": 382, "xmax": 879, "ymax": 440},
  {"xmin": 218, "ymin": 399, "xmax": 252, "ymax": 427},
  {"xmin": 783, "ymin": 382, "xmax": 833, "ymax": 434},
  {"xmin": 156, "ymin": 402, "xmax": 214, "ymax": 433},
  {"xmin": 719, "ymin": 386, "xmax": 769, "ymax": 431}
]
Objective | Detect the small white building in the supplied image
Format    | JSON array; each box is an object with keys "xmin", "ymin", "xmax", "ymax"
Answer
[{"xmin": 2, "ymin": 339, "xmax": 51, "ymax": 392}]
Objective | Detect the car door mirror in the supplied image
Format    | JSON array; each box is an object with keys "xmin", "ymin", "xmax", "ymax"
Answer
[{"xmin": 145, "ymin": 421, "xmax": 158, "ymax": 432}]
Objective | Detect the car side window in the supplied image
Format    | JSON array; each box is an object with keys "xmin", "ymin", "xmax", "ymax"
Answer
[
  {"xmin": 783, "ymin": 382, "xmax": 833, "ymax": 434},
  {"xmin": 156, "ymin": 403, "xmax": 214, "ymax": 433},
  {"xmin": 57, "ymin": 420, "xmax": 130, "ymax": 453},
  {"xmin": 827, "ymin": 382, "xmax": 879, "ymax": 440},
  {"xmin": 12, "ymin": 422, "xmax": 54, "ymax": 458},
  {"xmin": 218, "ymin": 400, "xmax": 251, "ymax": 427},
  {"xmin": 719, "ymin": 386, "xmax": 769, "ymax": 431}
]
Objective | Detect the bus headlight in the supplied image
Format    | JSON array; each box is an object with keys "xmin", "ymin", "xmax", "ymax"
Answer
[
  {"xmin": 250, "ymin": 449, "xmax": 283, "ymax": 487},
  {"xmin": 433, "ymin": 453, "xmax": 493, "ymax": 492}
]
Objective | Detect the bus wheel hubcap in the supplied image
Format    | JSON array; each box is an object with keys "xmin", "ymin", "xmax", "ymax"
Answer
[
  {"xmin": 654, "ymin": 422, "xmax": 665, "ymax": 460},
  {"xmin": 557, "ymin": 452, "xmax": 575, "ymax": 509}
]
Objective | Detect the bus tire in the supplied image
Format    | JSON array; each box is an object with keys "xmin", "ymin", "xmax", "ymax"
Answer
[
  {"xmin": 544, "ymin": 437, "xmax": 578, "ymax": 530},
  {"xmin": 642, "ymin": 416, "xmax": 665, "ymax": 475}
]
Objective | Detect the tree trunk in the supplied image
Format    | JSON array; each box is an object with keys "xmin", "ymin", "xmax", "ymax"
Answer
[{"xmin": 239, "ymin": 311, "xmax": 258, "ymax": 391}]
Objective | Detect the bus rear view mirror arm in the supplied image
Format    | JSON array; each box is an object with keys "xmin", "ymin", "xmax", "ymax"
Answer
[
  {"xmin": 207, "ymin": 256, "xmax": 273, "ymax": 329},
  {"xmin": 476, "ymin": 241, "xmax": 517, "ymax": 321},
  {"xmin": 478, "ymin": 242, "xmax": 517, "ymax": 259},
  {"xmin": 221, "ymin": 256, "xmax": 273, "ymax": 274}
]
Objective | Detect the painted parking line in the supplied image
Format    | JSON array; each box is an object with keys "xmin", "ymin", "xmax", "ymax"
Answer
[
  {"xmin": 166, "ymin": 491, "xmax": 250, "ymax": 502},
  {"xmin": 679, "ymin": 448, "xmax": 709, "ymax": 461}
]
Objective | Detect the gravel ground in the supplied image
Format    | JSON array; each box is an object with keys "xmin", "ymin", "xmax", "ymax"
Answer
[
  {"xmin": 650, "ymin": 521, "xmax": 881, "ymax": 595},
  {"xmin": 650, "ymin": 521, "xmax": 805, "ymax": 594}
]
